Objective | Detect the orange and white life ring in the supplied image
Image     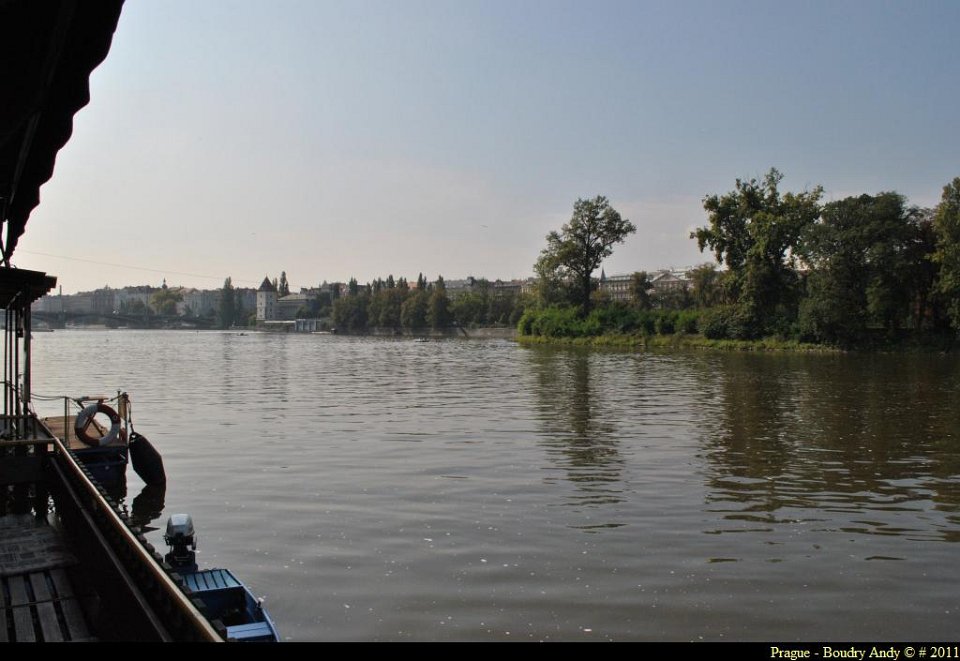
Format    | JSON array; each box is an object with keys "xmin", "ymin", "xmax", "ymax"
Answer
[{"xmin": 74, "ymin": 402, "xmax": 123, "ymax": 447}]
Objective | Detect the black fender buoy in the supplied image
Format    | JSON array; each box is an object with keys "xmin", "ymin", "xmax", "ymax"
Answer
[{"xmin": 129, "ymin": 432, "xmax": 166, "ymax": 486}]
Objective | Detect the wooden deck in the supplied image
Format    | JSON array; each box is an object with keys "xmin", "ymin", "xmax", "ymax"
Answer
[
  {"xmin": 0, "ymin": 516, "xmax": 94, "ymax": 642},
  {"xmin": 40, "ymin": 415, "xmax": 126, "ymax": 451}
]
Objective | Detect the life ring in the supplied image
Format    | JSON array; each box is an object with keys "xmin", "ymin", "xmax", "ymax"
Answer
[{"xmin": 75, "ymin": 402, "xmax": 123, "ymax": 447}]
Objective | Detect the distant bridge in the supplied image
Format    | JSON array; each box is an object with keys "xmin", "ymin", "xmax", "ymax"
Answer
[{"xmin": 31, "ymin": 310, "xmax": 216, "ymax": 329}]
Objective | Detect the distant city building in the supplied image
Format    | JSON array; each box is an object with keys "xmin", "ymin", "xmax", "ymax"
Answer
[
  {"xmin": 276, "ymin": 292, "xmax": 312, "ymax": 319},
  {"xmin": 444, "ymin": 278, "xmax": 476, "ymax": 298},
  {"xmin": 256, "ymin": 277, "xmax": 278, "ymax": 321},
  {"xmin": 650, "ymin": 269, "xmax": 690, "ymax": 294},
  {"xmin": 181, "ymin": 288, "xmax": 219, "ymax": 317},
  {"xmin": 440, "ymin": 277, "xmax": 527, "ymax": 299},
  {"xmin": 235, "ymin": 288, "xmax": 257, "ymax": 319},
  {"xmin": 115, "ymin": 285, "xmax": 157, "ymax": 313},
  {"xmin": 599, "ymin": 271, "xmax": 632, "ymax": 302},
  {"xmin": 599, "ymin": 268, "xmax": 692, "ymax": 303},
  {"xmin": 33, "ymin": 284, "xmax": 161, "ymax": 316},
  {"xmin": 492, "ymin": 279, "xmax": 524, "ymax": 297}
]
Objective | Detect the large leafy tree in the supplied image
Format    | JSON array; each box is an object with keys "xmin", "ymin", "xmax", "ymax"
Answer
[
  {"xmin": 687, "ymin": 263, "xmax": 722, "ymax": 308},
  {"xmin": 933, "ymin": 177, "xmax": 960, "ymax": 332},
  {"xmin": 332, "ymin": 292, "xmax": 368, "ymax": 331},
  {"xmin": 692, "ymin": 168, "xmax": 822, "ymax": 337},
  {"xmin": 629, "ymin": 271, "xmax": 652, "ymax": 310},
  {"xmin": 535, "ymin": 196, "xmax": 635, "ymax": 315},
  {"xmin": 377, "ymin": 288, "xmax": 405, "ymax": 329},
  {"xmin": 428, "ymin": 276, "xmax": 452, "ymax": 329},
  {"xmin": 800, "ymin": 192, "xmax": 934, "ymax": 344},
  {"xmin": 401, "ymin": 290, "xmax": 428, "ymax": 329},
  {"xmin": 219, "ymin": 276, "xmax": 236, "ymax": 329},
  {"xmin": 151, "ymin": 286, "xmax": 183, "ymax": 316}
]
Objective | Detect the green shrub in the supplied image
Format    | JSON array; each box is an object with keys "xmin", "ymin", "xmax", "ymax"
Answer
[
  {"xmin": 700, "ymin": 307, "xmax": 731, "ymax": 339},
  {"xmin": 677, "ymin": 309, "xmax": 699, "ymax": 334},
  {"xmin": 655, "ymin": 311, "xmax": 677, "ymax": 335}
]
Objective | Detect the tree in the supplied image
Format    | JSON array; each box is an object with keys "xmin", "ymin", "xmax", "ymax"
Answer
[
  {"xmin": 218, "ymin": 277, "xmax": 236, "ymax": 329},
  {"xmin": 332, "ymin": 293, "xmax": 368, "ymax": 331},
  {"xmin": 933, "ymin": 177, "xmax": 960, "ymax": 333},
  {"xmin": 532, "ymin": 254, "xmax": 572, "ymax": 307},
  {"xmin": 629, "ymin": 271, "xmax": 652, "ymax": 310},
  {"xmin": 906, "ymin": 208, "xmax": 942, "ymax": 332},
  {"xmin": 428, "ymin": 276, "xmax": 452, "ymax": 329},
  {"xmin": 401, "ymin": 290, "xmax": 428, "ymax": 329},
  {"xmin": 688, "ymin": 264, "xmax": 722, "ymax": 308},
  {"xmin": 799, "ymin": 192, "xmax": 928, "ymax": 343},
  {"xmin": 151, "ymin": 287, "xmax": 183, "ymax": 316},
  {"xmin": 692, "ymin": 168, "xmax": 822, "ymax": 338},
  {"xmin": 451, "ymin": 292, "xmax": 485, "ymax": 327},
  {"xmin": 535, "ymin": 196, "xmax": 636, "ymax": 315},
  {"xmin": 378, "ymin": 288, "xmax": 404, "ymax": 328},
  {"xmin": 279, "ymin": 271, "xmax": 290, "ymax": 297}
]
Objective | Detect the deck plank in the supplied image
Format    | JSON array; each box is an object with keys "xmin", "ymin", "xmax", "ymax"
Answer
[
  {"xmin": 12, "ymin": 607, "xmax": 35, "ymax": 642},
  {"xmin": 7, "ymin": 576, "xmax": 36, "ymax": 642},
  {"xmin": 7, "ymin": 574, "xmax": 30, "ymax": 605},
  {"xmin": 59, "ymin": 598, "xmax": 90, "ymax": 641},
  {"xmin": 50, "ymin": 567, "xmax": 75, "ymax": 598},
  {"xmin": 30, "ymin": 572, "xmax": 64, "ymax": 642},
  {"xmin": 49, "ymin": 568, "xmax": 91, "ymax": 640}
]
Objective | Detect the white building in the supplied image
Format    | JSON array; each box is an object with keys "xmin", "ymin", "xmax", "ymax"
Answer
[{"xmin": 256, "ymin": 277, "xmax": 278, "ymax": 321}]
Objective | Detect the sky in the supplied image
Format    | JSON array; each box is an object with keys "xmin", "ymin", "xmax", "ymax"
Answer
[{"xmin": 15, "ymin": 0, "xmax": 960, "ymax": 294}]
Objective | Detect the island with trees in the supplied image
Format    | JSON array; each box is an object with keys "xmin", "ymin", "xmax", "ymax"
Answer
[{"xmin": 518, "ymin": 171, "xmax": 960, "ymax": 350}]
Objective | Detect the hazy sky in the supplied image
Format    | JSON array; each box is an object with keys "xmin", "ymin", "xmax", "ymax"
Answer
[{"xmin": 16, "ymin": 0, "xmax": 960, "ymax": 293}]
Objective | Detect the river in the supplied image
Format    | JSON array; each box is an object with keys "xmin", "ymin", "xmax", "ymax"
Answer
[{"xmin": 29, "ymin": 330, "xmax": 960, "ymax": 641}]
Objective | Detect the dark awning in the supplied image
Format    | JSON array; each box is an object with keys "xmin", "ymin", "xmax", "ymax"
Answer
[
  {"xmin": 0, "ymin": 267, "xmax": 56, "ymax": 310},
  {"xmin": 0, "ymin": 0, "xmax": 125, "ymax": 263}
]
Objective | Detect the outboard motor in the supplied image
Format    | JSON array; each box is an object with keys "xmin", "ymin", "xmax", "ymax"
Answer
[{"xmin": 164, "ymin": 513, "xmax": 198, "ymax": 573}]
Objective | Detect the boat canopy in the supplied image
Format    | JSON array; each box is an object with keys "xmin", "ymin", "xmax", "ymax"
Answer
[{"xmin": 0, "ymin": 1, "xmax": 125, "ymax": 263}]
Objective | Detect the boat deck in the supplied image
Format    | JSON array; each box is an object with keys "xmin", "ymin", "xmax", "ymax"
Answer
[
  {"xmin": 0, "ymin": 515, "xmax": 95, "ymax": 642},
  {"xmin": 40, "ymin": 415, "xmax": 124, "ymax": 451}
]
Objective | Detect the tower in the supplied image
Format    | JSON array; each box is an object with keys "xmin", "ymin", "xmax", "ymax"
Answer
[{"xmin": 256, "ymin": 276, "xmax": 278, "ymax": 321}]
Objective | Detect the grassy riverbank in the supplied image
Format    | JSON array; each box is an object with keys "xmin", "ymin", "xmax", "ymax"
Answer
[
  {"xmin": 516, "ymin": 332, "xmax": 837, "ymax": 352},
  {"xmin": 516, "ymin": 304, "xmax": 956, "ymax": 353},
  {"xmin": 517, "ymin": 331, "xmax": 958, "ymax": 353}
]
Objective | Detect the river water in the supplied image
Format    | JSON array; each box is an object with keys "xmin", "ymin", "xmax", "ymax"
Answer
[{"xmin": 29, "ymin": 330, "xmax": 960, "ymax": 641}]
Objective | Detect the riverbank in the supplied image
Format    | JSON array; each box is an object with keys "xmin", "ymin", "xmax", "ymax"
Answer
[
  {"xmin": 516, "ymin": 332, "xmax": 958, "ymax": 353},
  {"xmin": 517, "ymin": 332, "xmax": 836, "ymax": 352}
]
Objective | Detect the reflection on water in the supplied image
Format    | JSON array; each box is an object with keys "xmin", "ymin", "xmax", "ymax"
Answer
[
  {"xmin": 529, "ymin": 349, "xmax": 623, "ymax": 510},
  {"xmin": 701, "ymin": 354, "xmax": 960, "ymax": 545},
  {"xmin": 29, "ymin": 331, "xmax": 960, "ymax": 640},
  {"xmin": 130, "ymin": 483, "xmax": 166, "ymax": 534}
]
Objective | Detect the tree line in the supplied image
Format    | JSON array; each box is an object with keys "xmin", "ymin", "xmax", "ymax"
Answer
[
  {"xmin": 521, "ymin": 172, "xmax": 960, "ymax": 348},
  {"xmin": 332, "ymin": 274, "xmax": 527, "ymax": 333}
]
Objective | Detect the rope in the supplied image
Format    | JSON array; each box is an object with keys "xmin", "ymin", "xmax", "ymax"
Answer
[{"xmin": 28, "ymin": 390, "xmax": 122, "ymax": 403}]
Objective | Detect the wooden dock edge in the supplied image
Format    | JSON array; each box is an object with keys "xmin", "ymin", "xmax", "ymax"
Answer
[{"xmin": 38, "ymin": 418, "xmax": 224, "ymax": 642}]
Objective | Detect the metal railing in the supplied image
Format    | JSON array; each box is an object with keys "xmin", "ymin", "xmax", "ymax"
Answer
[{"xmin": 39, "ymin": 417, "xmax": 225, "ymax": 642}]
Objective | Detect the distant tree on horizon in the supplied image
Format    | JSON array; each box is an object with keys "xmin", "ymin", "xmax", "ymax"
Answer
[{"xmin": 219, "ymin": 276, "xmax": 235, "ymax": 328}]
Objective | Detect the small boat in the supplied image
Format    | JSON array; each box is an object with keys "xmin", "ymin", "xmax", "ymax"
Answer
[{"xmin": 164, "ymin": 514, "xmax": 280, "ymax": 642}]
